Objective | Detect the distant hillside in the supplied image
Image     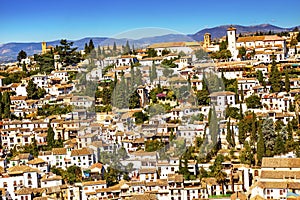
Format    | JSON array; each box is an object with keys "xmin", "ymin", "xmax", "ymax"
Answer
[
  {"xmin": 189, "ymin": 24, "xmax": 295, "ymax": 41},
  {"xmin": 0, "ymin": 24, "xmax": 299, "ymax": 63},
  {"xmin": 0, "ymin": 34, "xmax": 192, "ymax": 63}
]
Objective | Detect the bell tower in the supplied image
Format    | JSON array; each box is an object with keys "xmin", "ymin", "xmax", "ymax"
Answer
[
  {"xmin": 227, "ymin": 26, "xmax": 238, "ymax": 59},
  {"xmin": 41, "ymin": 41, "xmax": 47, "ymax": 54},
  {"xmin": 204, "ymin": 33, "xmax": 211, "ymax": 48}
]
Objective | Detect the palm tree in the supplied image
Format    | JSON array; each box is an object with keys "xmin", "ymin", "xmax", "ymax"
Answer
[{"xmin": 215, "ymin": 169, "xmax": 227, "ymax": 195}]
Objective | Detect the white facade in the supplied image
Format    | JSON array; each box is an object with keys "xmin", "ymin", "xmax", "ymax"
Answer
[{"xmin": 227, "ymin": 27, "xmax": 239, "ymax": 59}]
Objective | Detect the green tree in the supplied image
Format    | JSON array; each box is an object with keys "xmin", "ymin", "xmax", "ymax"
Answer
[
  {"xmin": 239, "ymin": 141, "xmax": 254, "ymax": 165},
  {"xmin": 34, "ymin": 52, "xmax": 55, "ymax": 74},
  {"xmin": 226, "ymin": 119, "xmax": 233, "ymax": 147},
  {"xmin": 238, "ymin": 46, "xmax": 246, "ymax": 59},
  {"xmin": 209, "ymin": 105, "xmax": 219, "ymax": 146},
  {"xmin": 196, "ymin": 90, "xmax": 209, "ymax": 106},
  {"xmin": 84, "ymin": 43, "xmax": 89, "ymax": 54},
  {"xmin": 113, "ymin": 74, "xmax": 128, "ymax": 109},
  {"xmin": 88, "ymin": 39, "xmax": 95, "ymax": 52},
  {"xmin": 250, "ymin": 113, "xmax": 257, "ymax": 143},
  {"xmin": 194, "ymin": 49, "xmax": 207, "ymax": 60},
  {"xmin": 285, "ymin": 70, "xmax": 290, "ymax": 92},
  {"xmin": 46, "ymin": 125, "xmax": 55, "ymax": 149},
  {"xmin": 66, "ymin": 165, "xmax": 82, "ymax": 184},
  {"xmin": 245, "ymin": 95, "xmax": 262, "ymax": 109},
  {"xmin": 269, "ymin": 53, "xmax": 282, "ymax": 92},
  {"xmin": 162, "ymin": 49, "xmax": 170, "ymax": 56},
  {"xmin": 2, "ymin": 92, "xmax": 11, "ymax": 118},
  {"xmin": 274, "ymin": 133, "xmax": 285, "ymax": 155},
  {"xmin": 128, "ymin": 90, "xmax": 140, "ymax": 109},
  {"xmin": 257, "ymin": 70, "xmax": 264, "ymax": 84},
  {"xmin": 162, "ymin": 68, "xmax": 173, "ymax": 77},
  {"xmin": 135, "ymin": 68, "xmax": 143, "ymax": 87},
  {"xmin": 146, "ymin": 48, "xmax": 157, "ymax": 57},
  {"xmin": 210, "ymin": 154, "xmax": 227, "ymax": 194},
  {"xmin": 133, "ymin": 111, "xmax": 148, "ymax": 124},
  {"xmin": 178, "ymin": 51, "xmax": 186, "ymax": 57},
  {"xmin": 257, "ymin": 124, "xmax": 265, "ymax": 166},
  {"xmin": 17, "ymin": 50, "xmax": 27, "ymax": 62},
  {"xmin": 219, "ymin": 41, "xmax": 227, "ymax": 51},
  {"xmin": 286, "ymin": 121, "xmax": 295, "ymax": 152},
  {"xmin": 225, "ymin": 106, "xmax": 240, "ymax": 119},
  {"xmin": 262, "ymin": 118, "xmax": 276, "ymax": 156},
  {"xmin": 26, "ymin": 79, "xmax": 37, "ymax": 99},
  {"xmin": 150, "ymin": 62, "xmax": 157, "ymax": 82},
  {"xmin": 113, "ymin": 42, "xmax": 117, "ymax": 53},
  {"xmin": 297, "ymin": 32, "xmax": 300, "ymax": 43},
  {"xmin": 123, "ymin": 41, "xmax": 131, "ymax": 54},
  {"xmin": 56, "ymin": 39, "xmax": 81, "ymax": 67},
  {"xmin": 22, "ymin": 62, "xmax": 27, "ymax": 72}
]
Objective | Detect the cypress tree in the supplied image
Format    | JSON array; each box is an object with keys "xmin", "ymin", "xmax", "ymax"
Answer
[
  {"xmin": 113, "ymin": 42, "xmax": 117, "ymax": 52},
  {"xmin": 47, "ymin": 125, "xmax": 55, "ymax": 149},
  {"xmin": 285, "ymin": 70, "xmax": 290, "ymax": 92},
  {"xmin": 88, "ymin": 39, "xmax": 95, "ymax": 52},
  {"xmin": 3, "ymin": 92, "xmax": 11, "ymax": 119},
  {"xmin": 257, "ymin": 123, "xmax": 265, "ymax": 166},
  {"xmin": 274, "ymin": 133, "xmax": 285, "ymax": 155},
  {"xmin": 0, "ymin": 92, "xmax": 3, "ymax": 118},
  {"xmin": 240, "ymin": 84, "xmax": 244, "ymax": 102},
  {"xmin": 84, "ymin": 43, "xmax": 89, "ymax": 54},
  {"xmin": 269, "ymin": 53, "xmax": 281, "ymax": 93},
  {"xmin": 226, "ymin": 119, "xmax": 233, "ymax": 147},
  {"xmin": 231, "ymin": 123, "xmax": 235, "ymax": 147},
  {"xmin": 97, "ymin": 46, "xmax": 101, "ymax": 56}
]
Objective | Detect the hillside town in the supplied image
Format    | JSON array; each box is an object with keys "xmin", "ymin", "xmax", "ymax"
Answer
[{"xmin": 1, "ymin": 26, "xmax": 300, "ymax": 200}]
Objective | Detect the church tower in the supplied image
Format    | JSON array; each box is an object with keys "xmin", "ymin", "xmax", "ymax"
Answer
[
  {"xmin": 41, "ymin": 41, "xmax": 47, "ymax": 54},
  {"xmin": 227, "ymin": 26, "xmax": 238, "ymax": 59},
  {"xmin": 203, "ymin": 33, "xmax": 211, "ymax": 48}
]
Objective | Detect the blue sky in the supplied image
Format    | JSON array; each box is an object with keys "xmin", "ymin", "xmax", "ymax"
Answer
[{"xmin": 1, "ymin": 0, "xmax": 300, "ymax": 43}]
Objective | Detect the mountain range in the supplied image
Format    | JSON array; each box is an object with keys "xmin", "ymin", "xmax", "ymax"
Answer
[{"xmin": 0, "ymin": 24, "xmax": 298, "ymax": 63}]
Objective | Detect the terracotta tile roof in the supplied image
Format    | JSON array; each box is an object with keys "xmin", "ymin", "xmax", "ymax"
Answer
[
  {"xmin": 10, "ymin": 96, "xmax": 27, "ymax": 101},
  {"xmin": 52, "ymin": 148, "xmax": 67, "ymax": 155},
  {"xmin": 130, "ymin": 150, "xmax": 157, "ymax": 157},
  {"xmin": 44, "ymin": 185, "xmax": 61, "ymax": 194},
  {"xmin": 82, "ymin": 180, "xmax": 106, "ymax": 186},
  {"xmin": 89, "ymin": 162, "xmax": 103, "ymax": 170},
  {"xmin": 210, "ymin": 91, "xmax": 235, "ymax": 97},
  {"xmin": 41, "ymin": 174, "xmax": 62, "ymax": 182},
  {"xmin": 261, "ymin": 158, "xmax": 300, "ymax": 168},
  {"xmin": 139, "ymin": 167, "xmax": 156, "ymax": 174},
  {"xmin": 127, "ymin": 181, "xmax": 145, "ymax": 187},
  {"xmin": 145, "ymin": 179, "xmax": 168, "ymax": 187},
  {"xmin": 202, "ymin": 177, "xmax": 217, "ymax": 185},
  {"xmin": 8, "ymin": 165, "xmax": 40, "ymax": 174},
  {"xmin": 27, "ymin": 158, "xmax": 46, "ymax": 165},
  {"xmin": 95, "ymin": 180, "xmax": 126, "ymax": 192},
  {"xmin": 129, "ymin": 193, "xmax": 157, "ymax": 200},
  {"xmin": 70, "ymin": 147, "xmax": 92, "ymax": 156},
  {"xmin": 227, "ymin": 26, "xmax": 236, "ymax": 31},
  {"xmin": 168, "ymin": 174, "xmax": 183, "ymax": 182},
  {"xmin": 15, "ymin": 187, "xmax": 44, "ymax": 195},
  {"xmin": 19, "ymin": 153, "xmax": 30, "ymax": 159},
  {"xmin": 237, "ymin": 35, "xmax": 284, "ymax": 43},
  {"xmin": 148, "ymin": 42, "xmax": 186, "ymax": 48},
  {"xmin": 257, "ymin": 181, "xmax": 300, "ymax": 189},
  {"xmin": 260, "ymin": 170, "xmax": 300, "ymax": 179}
]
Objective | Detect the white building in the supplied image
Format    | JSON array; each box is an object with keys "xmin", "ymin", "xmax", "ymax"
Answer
[{"xmin": 227, "ymin": 27, "xmax": 239, "ymax": 59}]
